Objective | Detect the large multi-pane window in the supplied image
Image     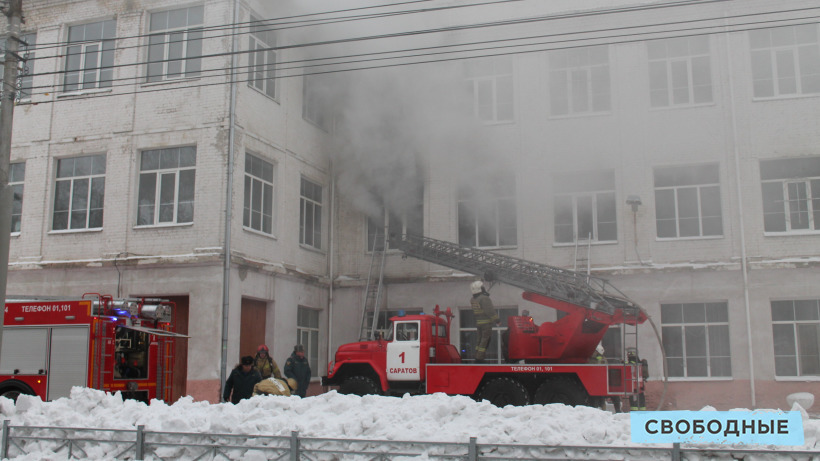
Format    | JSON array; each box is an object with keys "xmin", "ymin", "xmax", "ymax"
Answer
[
  {"xmin": 760, "ymin": 157, "xmax": 820, "ymax": 233},
  {"xmin": 750, "ymin": 24, "xmax": 820, "ymax": 98},
  {"xmin": 661, "ymin": 302, "xmax": 731, "ymax": 378},
  {"xmin": 553, "ymin": 170, "xmax": 617, "ymax": 244},
  {"xmin": 654, "ymin": 164, "xmax": 723, "ymax": 239},
  {"xmin": 53, "ymin": 155, "xmax": 106, "ymax": 231},
  {"xmin": 137, "ymin": 147, "xmax": 196, "ymax": 226},
  {"xmin": 10, "ymin": 162, "xmax": 25, "ymax": 234},
  {"xmin": 243, "ymin": 153, "xmax": 274, "ymax": 234},
  {"xmin": 64, "ymin": 20, "xmax": 116, "ymax": 91},
  {"xmin": 457, "ymin": 173, "xmax": 517, "ymax": 248},
  {"xmin": 1, "ymin": 33, "xmax": 36, "ymax": 101},
  {"xmin": 548, "ymin": 45, "xmax": 610, "ymax": 116},
  {"xmin": 300, "ymin": 177, "xmax": 322, "ymax": 249},
  {"xmin": 772, "ymin": 299, "xmax": 820, "ymax": 377},
  {"xmin": 648, "ymin": 36, "xmax": 713, "ymax": 107},
  {"xmin": 147, "ymin": 6, "xmax": 203, "ymax": 82},
  {"xmin": 459, "ymin": 307, "xmax": 518, "ymax": 363},
  {"xmin": 297, "ymin": 307, "xmax": 320, "ymax": 378},
  {"xmin": 464, "ymin": 56, "xmax": 514, "ymax": 123},
  {"xmin": 366, "ymin": 185, "xmax": 424, "ymax": 251},
  {"xmin": 248, "ymin": 13, "xmax": 276, "ymax": 98}
]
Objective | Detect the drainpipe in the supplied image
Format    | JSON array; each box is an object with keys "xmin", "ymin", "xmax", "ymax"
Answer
[
  {"xmin": 725, "ymin": 15, "xmax": 755, "ymax": 408},
  {"xmin": 327, "ymin": 161, "xmax": 336, "ymax": 379},
  {"xmin": 220, "ymin": 0, "xmax": 240, "ymax": 400}
]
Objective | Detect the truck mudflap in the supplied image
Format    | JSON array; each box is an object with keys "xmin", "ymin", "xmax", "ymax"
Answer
[{"xmin": 425, "ymin": 363, "xmax": 639, "ymax": 397}]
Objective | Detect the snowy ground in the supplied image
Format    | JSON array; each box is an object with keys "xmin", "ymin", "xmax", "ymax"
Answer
[{"xmin": 0, "ymin": 388, "xmax": 818, "ymax": 459}]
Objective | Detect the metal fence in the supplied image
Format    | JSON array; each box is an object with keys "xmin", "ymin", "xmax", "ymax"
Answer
[{"xmin": 2, "ymin": 420, "xmax": 818, "ymax": 460}]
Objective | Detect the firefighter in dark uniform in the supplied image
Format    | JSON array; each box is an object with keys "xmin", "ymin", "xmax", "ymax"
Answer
[
  {"xmin": 223, "ymin": 356, "xmax": 262, "ymax": 404},
  {"xmin": 627, "ymin": 348, "xmax": 648, "ymax": 411},
  {"xmin": 470, "ymin": 281, "xmax": 500, "ymax": 363},
  {"xmin": 284, "ymin": 344, "xmax": 312, "ymax": 398}
]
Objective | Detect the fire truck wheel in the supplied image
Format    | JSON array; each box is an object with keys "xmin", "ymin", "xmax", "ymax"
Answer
[
  {"xmin": 0, "ymin": 382, "xmax": 34, "ymax": 402},
  {"xmin": 339, "ymin": 376, "xmax": 381, "ymax": 396},
  {"xmin": 533, "ymin": 377, "xmax": 587, "ymax": 406},
  {"xmin": 476, "ymin": 377, "xmax": 530, "ymax": 407}
]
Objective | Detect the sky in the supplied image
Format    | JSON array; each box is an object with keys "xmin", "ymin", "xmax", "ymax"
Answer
[{"xmin": 0, "ymin": 387, "xmax": 817, "ymax": 460}]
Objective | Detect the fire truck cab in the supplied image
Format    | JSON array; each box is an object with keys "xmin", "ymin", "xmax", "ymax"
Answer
[{"xmin": 0, "ymin": 294, "xmax": 186, "ymax": 403}]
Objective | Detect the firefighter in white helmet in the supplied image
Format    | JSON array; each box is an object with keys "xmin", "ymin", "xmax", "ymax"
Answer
[{"xmin": 470, "ymin": 280, "xmax": 500, "ymax": 363}]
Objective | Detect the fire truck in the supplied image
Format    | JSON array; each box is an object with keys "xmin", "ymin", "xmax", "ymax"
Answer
[
  {"xmin": 0, "ymin": 294, "xmax": 187, "ymax": 403},
  {"xmin": 322, "ymin": 234, "xmax": 650, "ymax": 407}
]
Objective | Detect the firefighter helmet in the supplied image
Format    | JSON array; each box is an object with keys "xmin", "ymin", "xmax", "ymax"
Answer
[
  {"xmin": 596, "ymin": 344, "xmax": 605, "ymax": 355},
  {"xmin": 470, "ymin": 281, "xmax": 484, "ymax": 294},
  {"xmin": 286, "ymin": 378, "xmax": 298, "ymax": 390},
  {"xmin": 257, "ymin": 344, "xmax": 269, "ymax": 353}
]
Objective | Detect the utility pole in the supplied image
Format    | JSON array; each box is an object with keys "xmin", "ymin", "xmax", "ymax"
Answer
[{"xmin": 0, "ymin": 0, "xmax": 24, "ymax": 355}]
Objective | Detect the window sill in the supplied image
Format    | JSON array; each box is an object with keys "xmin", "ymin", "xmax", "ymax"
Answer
[
  {"xmin": 480, "ymin": 119, "xmax": 516, "ymax": 126},
  {"xmin": 775, "ymin": 376, "xmax": 820, "ymax": 382},
  {"xmin": 134, "ymin": 222, "xmax": 194, "ymax": 230},
  {"xmin": 58, "ymin": 88, "xmax": 113, "ymax": 99},
  {"xmin": 553, "ymin": 240, "xmax": 618, "ymax": 248},
  {"xmin": 472, "ymin": 245, "xmax": 517, "ymax": 251},
  {"xmin": 48, "ymin": 228, "xmax": 103, "ymax": 235},
  {"xmin": 665, "ymin": 376, "xmax": 733, "ymax": 382},
  {"xmin": 763, "ymin": 230, "xmax": 820, "ymax": 237},
  {"xmin": 753, "ymin": 92, "xmax": 820, "ymax": 103},
  {"xmin": 243, "ymin": 226, "xmax": 277, "ymax": 240},
  {"xmin": 648, "ymin": 101, "xmax": 715, "ymax": 111},
  {"xmin": 141, "ymin": 77, "xmax": 200, "ymax": 89},
  {"xmin": 655, "ymin": 235, "xmax": 724, "ymax": 242},
  {"xmin": 548, "ymin": 110, "xmax": 612, "ymax": 120},
  {"xmin": 10, "ymin": 232, "xmax": 20, "ymax": 238},
  {"xmin": 299, "ymin": 244, "xmax": 325, "ymax": 255}
]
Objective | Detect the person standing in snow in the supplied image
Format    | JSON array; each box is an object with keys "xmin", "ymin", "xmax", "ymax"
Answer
[
  {"xmin": 254, "ymin": 344, "xmax": 282, "ymax": 380},
  {"xmin": 284, "ymin": 344, "xmax": 311, "ymax": 397},
  {"xmin": 470, "ymin": 281, "xmax": 500, "ymax": 363},
  {"xmin": 223, "ymin": 356, "xmax": 262, "ymax": 404}
]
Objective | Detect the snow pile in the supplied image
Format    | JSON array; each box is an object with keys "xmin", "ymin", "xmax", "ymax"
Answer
[{"xmin": 0, "ymin": 388, "xmax": 818, "ymax": 459}]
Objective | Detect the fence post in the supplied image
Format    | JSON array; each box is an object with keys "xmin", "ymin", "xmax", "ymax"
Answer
[
  {"xmin": 671, "ymin": 442, "xmax": 680, "ymax": 461},
  {"xmin": 468, "ymin": 436, "xmax": 478, "ymax": 461},
  {"xmin": 290, "ymin": 431, "xmax": 300, "ymax": 461},
  {"xmin": 136, "ymin": 425, "xmax": 145, "ymax": 461},
  {"xmin": 2, "ymin": 420, "xmax": 9, "ymax": 459}
]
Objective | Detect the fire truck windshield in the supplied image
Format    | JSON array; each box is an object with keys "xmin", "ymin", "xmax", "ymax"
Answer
[{"xmin": 114, "ymin": 326, "xmax": 149, "ymax": 380}]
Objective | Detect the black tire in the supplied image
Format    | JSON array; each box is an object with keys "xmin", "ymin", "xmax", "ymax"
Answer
[
  {"xmin": 0, "ymin": 383, "xmax": 34, "ymax": 402},
  {"xmin": 532, "ymin": 377, "xmax": 588, "ymax": 406},
  {"xmin": 339, "ymin": 376, "xmax": 381, "ymax": 396},
  {"xmin": 476, "ymin": 377, "xmax": 530, "ymax": 407}
]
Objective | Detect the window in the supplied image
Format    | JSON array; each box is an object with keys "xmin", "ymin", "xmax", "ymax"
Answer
[
  {"xmin": 137, "ymin": 147, "xmax": 196, "ymax": 226},
  {"xmin": 10, "ymin": 162, "xmax": 24, "ymax": 233},
  {"xmin": 750, "ymin": 24, "xmax": 820, "ymax": 98},
  {"xmin": 64, "ymin": 20, "xmax": 116, "ymax": 91},
  {"xmin": 147, "ymin": 6, "xmax": 203, "ymax": 82},
  {"xmin": 248, "ymin": 14, "xmax": 276, "ymax": 98},
  {"xmin": 0, "ymin": 33, "xmax": 36, "ymax": 101},
  {"xmin": 661, "ymin": 302, "xmax": 731, "ymax": 378},
  {"xmin": 549, "ymin": 46, "xmax": 610, "ymax": 116},
  {"xmin": 464, "ymin": 56, "xmax": 514, "ymax": 123},
  {"xmin": 772, "ymin": 299, "xmax": 820, "ymax": 377},
  {"xmin": 297, "ymin": 307, "xmax": 320, "ymax": 378},
  {"xmin": 365, "ymin": 308, "xmax": 423, "ymax": 333},
  {"xmin": 648, "ymin": 36, "xmax": 713, "ymax": 107},
  {"xmin": 243, "ymin": 153, "xmax": 273, "ymax": 234},
  {"xmin": 53, "ymin": 155, "xmax": 106, "ymax": 231},
  {"xmin": 303, "ymin": 74, "xmax": 332, "ymax": 130},
  {"xmin": 300, "ymin": 177, "xmax": 322, "ymax": 249},
  {"xmin": 459, "ymin": 307, "xmax": 518, "ymax": 363},
  {"xmin": 366, "ymin": 184, "xmax": 424, "ymax": 251},
  {"xmin": 600, "ymin": 326, "xmax": 623, "ymax": 361},
  {"xmin": 553, "ymin": 170, "xmax": 616, "ymax": 243},
  {"xmin": 654, "ymin": 164, "xmax": 723, "ymax": 238},
  {"xmin": 760, "ymin": 157, "xmax": 820, "ymax": 233},
  {"xmin": 458, "ymin": 172, "xmax": 516, "ymax": 248}
]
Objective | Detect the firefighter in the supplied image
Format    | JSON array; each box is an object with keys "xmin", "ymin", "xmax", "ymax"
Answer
[
  {"xmin": 627, "ymin": 348, "xmax": 648, "ymax": 411},
  {"xmin": 223, "ymin": 356, "xmax": 262, "ymax": 404},
  {"xmin": 284, "ymin": 344, "xmax": 312, "ymax": 398},
  {"xmin": 254, "ymin": 344, "xmax": 282, "ymax": 380},
  {"xmin": 589, "ymin": 344, "xmax": 607, "ymax": 410},
  {"xmin": 470, "ymin": 280, "xmax": 500, "ymax": 363},
  {"xmin": 253, "ymin": 377, "xmax": 298, "ymax": 397}
]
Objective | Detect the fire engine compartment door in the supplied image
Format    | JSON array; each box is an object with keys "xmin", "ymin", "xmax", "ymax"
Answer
[
  {"xmin": 386, "ymin": 321, "xmax": 421, "ymax": 381},
  {"xmin": 48, "ymin": 326, "xmax": 90, "ymax": 401},
  {"xmin": 0, "ymin": 327, "xmax": 48, "ymax": 374}
]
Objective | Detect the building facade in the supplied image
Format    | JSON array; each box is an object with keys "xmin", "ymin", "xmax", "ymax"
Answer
[{"xmin": 4, "ymin": 0, "xmax": 820, "ymax": 410}]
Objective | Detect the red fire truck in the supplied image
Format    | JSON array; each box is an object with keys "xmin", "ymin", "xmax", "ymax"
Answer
[{"xmin": 0, "ymin": 294, "xmax": 186, "ymax": 403}]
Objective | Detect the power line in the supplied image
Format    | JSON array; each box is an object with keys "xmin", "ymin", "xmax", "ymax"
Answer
[
  {"xmin": 14, "ymin": 3, "xmax": 820, "ymax": 98},
  {"xmin": 16, "ymin": 15, "xmax": 820, "ymax": 104}
]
